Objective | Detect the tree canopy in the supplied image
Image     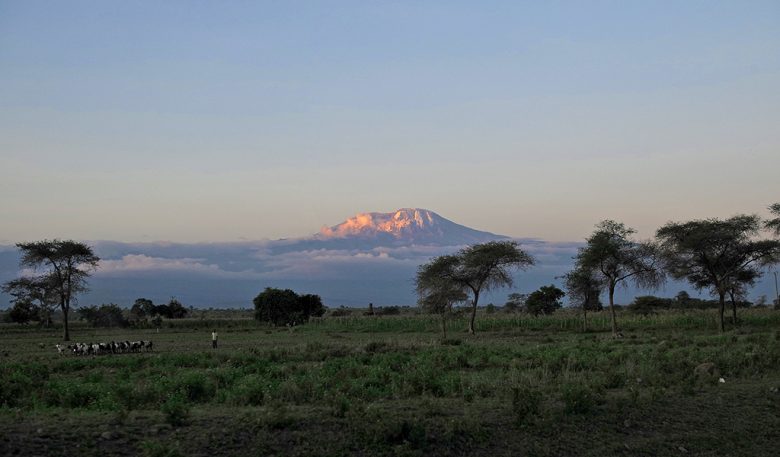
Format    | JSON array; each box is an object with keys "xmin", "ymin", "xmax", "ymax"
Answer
[
  {"xmin": 414, "ymin": 240, "xmax": 534, "ymax": 334},
  {"xmin": 2, "ymin": 276, "xmax": 58, "ymax": 326},
  {"xmin": 656, "ymin": 215, "xmax": 780, "ymax": 331},
  {"xmin": 253, "ymin": 287, "xmax": 325, "ymax": 326},
  {"xmin": 525, "ymin": 285, "xmax": 565, "ymax": 316},
  {"xmin": 561, "ymin": 265, "xmax": 603, "ymax": 331},
  {"xmin": 576, "ymin": 220, "xmax": 663, "ymax": 334},
  {"xmin": 7, "ymin": 240, "xmax": 99, "ymax": 341},
  {"xmin": 766, "ymin": 203, "xmax": 780, "ymax": 237},
  {"xmin": 415, "ymin": 258, "xmax": 469, "ymax": 338}
]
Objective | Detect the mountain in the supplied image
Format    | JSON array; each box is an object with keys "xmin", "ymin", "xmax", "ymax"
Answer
[
  {"xmin": 4, "ymin": 208, "xmax": 742, "ymax": 308},
  {"xmin": 315, "ymin": 208, "xmax": 507, "ymax": 246}
]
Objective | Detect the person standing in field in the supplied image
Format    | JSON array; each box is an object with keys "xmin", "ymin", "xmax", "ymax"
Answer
[{"xmin": 212, "ymin": 330, "xmax": 218, "ymax": 349}]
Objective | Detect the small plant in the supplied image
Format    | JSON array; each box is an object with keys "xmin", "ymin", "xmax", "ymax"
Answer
[
  {"xmin": 512, "ymin": 384, "xmax": 542, "ymax": 426},
  {"xmin": 383, "ymin": 419, "xmax": 427, "ymax": 449},
  {"xmin": 160, "ymin": 391, "xmax": 190, "ymax": 426},
  {"xmin": 331, "ymin": 394, "xmax": 351, "ymax": 418}
]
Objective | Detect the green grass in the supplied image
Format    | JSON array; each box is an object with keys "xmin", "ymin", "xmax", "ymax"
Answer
[{"xmin": 1, "ymin": 308, "xmax": 780, "ymax": 456}]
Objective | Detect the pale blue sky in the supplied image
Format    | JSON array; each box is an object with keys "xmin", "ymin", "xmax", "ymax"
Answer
[{"xmin": 1, "ymin": 1, "xmax": 779, "ymax": 243}]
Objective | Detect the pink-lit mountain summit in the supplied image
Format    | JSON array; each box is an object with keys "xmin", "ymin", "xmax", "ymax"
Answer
[{"xmin": 316, "ymin": 208, "xmax": 506, "ymax": 246}]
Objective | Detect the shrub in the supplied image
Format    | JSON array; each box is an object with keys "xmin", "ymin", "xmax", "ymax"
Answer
[
  {"xmin": 174, "ymin": 372, "xmax": 215, "ymax": 402},
  {"xmin": 629, "ymin": 296, "xmax": 672, "ymax": 315},
  {"xmin": 329, "ymin": 306, "xmax": 352, "ymax": 317},
  {"xmin": 161, "ymin": 391, "xmax": 190, "ymax": 426},
  {"xmin": 376, "ymin": 306, "xmax": 401, "ymax": 316},
  {"xmin": 512, "ymin": 384, "xmax": 542, "ymax": 426}
]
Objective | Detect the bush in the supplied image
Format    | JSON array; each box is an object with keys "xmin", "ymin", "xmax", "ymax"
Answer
[
  {"xmin": 629, "ymin": 296, "xmax": 672, "ymax": 315},
  {"xmin": 525, "ymin": 285, "xmax": 565, "ymax": 316},
  {"xmin": 161, "ymin": 391, "xmax": 190, "ymax": 426},
  {"xmin": 512, "ymin": 384, "xmax": 542, "ymax": 426},
  {"xmin": 376, "ymin": 306, "xmax": 401, "ymax": 316},
  {"xmin": 253, "ymin": 287, "xmax": 325, "ymax": 326},
  {"xmin": 78, "ymin": 304, "xmax": 128, "ymax": 328},
  {"xmin": 329, "ymin": 306, "xmax": 352, "ymax": 317},
  {"xmin": 6, "ymin": 299, "xmax": 40, "ymax": 324}
]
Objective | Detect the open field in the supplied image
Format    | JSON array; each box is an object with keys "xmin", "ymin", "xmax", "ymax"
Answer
[{"xmin": 2, "ymin": 309, "xmax": 780, "ymax": 456}]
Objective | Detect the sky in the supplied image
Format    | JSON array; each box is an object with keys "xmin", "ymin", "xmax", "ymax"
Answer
[{"xmin": 1, "ymin": 1, "xmax": 780, "ymax": 244}]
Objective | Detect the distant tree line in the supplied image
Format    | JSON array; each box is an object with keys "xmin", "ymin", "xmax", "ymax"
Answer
[
  {"xmin": 416, "ymin": 203, "xmax": 780, "ymax": 335},
  {"xmin": 77, "ymin": 298, "xmax": 189, "ymax": 328}
]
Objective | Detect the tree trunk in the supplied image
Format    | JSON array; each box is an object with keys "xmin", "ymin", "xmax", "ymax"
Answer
[
  {"xmin": 468, "ymin": 291, "xmax": 480, "ymax": 335},
  {"xmin": 718, "ymin": 292, "xmax": 726, "ymax": 333},
  {"xmin": 728, "ymin": 290, "xmax": 738, "ymax": 325},
  {"xmin": 608, "ymin": 284, "xmax": 618, "ymax": 335},
  {"xmin": 441, "ymin": 314, "xmax": 447, "ymax": 340},
  {"xmin": 62, "ymin": 306, "xmax": 70, "ymax": 341}
]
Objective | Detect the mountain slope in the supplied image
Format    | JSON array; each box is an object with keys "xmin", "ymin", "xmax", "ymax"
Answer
[{"xmin": 315, "ymin": 208, "xmax": 506, "ymax": 246}]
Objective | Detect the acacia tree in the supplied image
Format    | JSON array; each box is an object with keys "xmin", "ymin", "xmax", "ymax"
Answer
[
  {"xmin": 656, "ymin": 215, "xmax": 780, "ymax": 332},
  {"xmin": 8, "ymin": 240, "xmax": 100, "ymax": 341},
  {"xmin": 416, "ymin": 256, "xmax": 468, "ymax": 339},
  {"xmin": 765, "ymin": 203, "xmax": 780, "ymax": 236},
  {"xmin": 562, "ymin": 265, "xmax": 603, "ymax": 331},
  {"xmin": 415, "ymin": 240, "xmax": 534, "ymax": 335},
  {"xmin": 576, "ymin": 220, "xmax": 663, "ymax": 335},
  {"xmin": 2, "ymin": 276, "xmax": 58, "ymax": 326},
  {"xmin": 726, "ymin": 270, "xmax": 758, "ymax": 325}
]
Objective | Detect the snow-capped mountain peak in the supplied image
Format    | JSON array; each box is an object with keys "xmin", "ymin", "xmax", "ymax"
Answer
[{"xmin": 316, "ymin": 208, "xmax": 505, "ymax": 245}]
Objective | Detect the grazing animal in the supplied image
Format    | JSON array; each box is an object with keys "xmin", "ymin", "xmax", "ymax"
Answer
[{"xmin": 57, "ymin": 339, "xmax": 155, "ymax": 356}]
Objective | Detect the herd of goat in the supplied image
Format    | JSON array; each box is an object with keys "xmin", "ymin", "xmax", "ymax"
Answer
[{"xmin": 55, "ymin": 340, "xmax": 153, "ymax": 356}]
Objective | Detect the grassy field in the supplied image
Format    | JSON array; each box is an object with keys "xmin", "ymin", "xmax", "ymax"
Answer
[{"xmin": 1, "ymin": 309, "xmax": 780, "ymax": 456}]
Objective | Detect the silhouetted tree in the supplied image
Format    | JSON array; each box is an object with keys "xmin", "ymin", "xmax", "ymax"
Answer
[
  {"xmin": 6, "ymin": 299, "xmax": 40, "ymax": 324},
  {"xmin": 657, "ymin": 215, "xmax": 780, "ymax": 332},
  {"xmin": 576, "ymin": 221, "xmax": 663, "ymax": 335},
  {"xmin": 253, "ymin": 287, "xmax": 325, "ymax": 326},
  {"xmin": 416, "ymin": 261, "xmax": 468, "ymax": 339},
  {"xmin": 562, "ymin": 266, "xmax": 602, "ymax": 331},
  {"xmin": 765, "ymin": 203, "xmax": 780, "ymax": 237},
  {"xmin": 628, "ymin": 296, "xmax": 672, "ymax": 316},
  {"xmin": 166, "ymin": 298, "xmax": 189, "ymax": 319},
  {"xmin": 2, "ymin": 276, "xmax": 58, "ymax": 326},
  {"xmin": 6, "ymin": 240, "xmax": 99, "ymax": 340},
  {"xmin": 78, "ymin": 304, "xmax": 128, "ymax": 328},
  {"xmin": 415, "ymin": 241, "xmax": 535, "ymax": 334},
  {"xmin": 131, "ymin": 298, "xmax": 155, "ymax": 320},
  {"xmin": 525, "ymin": 285, "xmax": 565, "ymax": 316},
  {"xmin": 504, "ymin": 292, "xmax": 527, "ymax": 313}
]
